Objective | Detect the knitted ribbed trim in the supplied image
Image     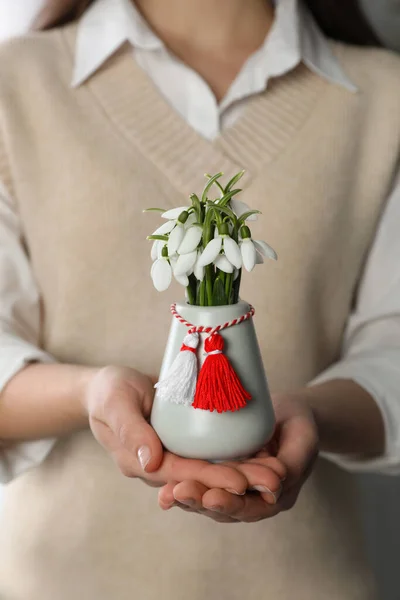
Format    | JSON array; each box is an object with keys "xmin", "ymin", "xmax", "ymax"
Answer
[{"xmin": 63, "ymin": 25, "xmax": 327, "ymax": 194}]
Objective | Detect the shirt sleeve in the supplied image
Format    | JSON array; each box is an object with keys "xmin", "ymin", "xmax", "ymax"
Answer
[
  {"xmin": 0, "ymin": 180, "xmax": 57, "ymax": 484},
  {"xmin": 310, "ymin": 171, "xmax": 400, "ymax": 474}
]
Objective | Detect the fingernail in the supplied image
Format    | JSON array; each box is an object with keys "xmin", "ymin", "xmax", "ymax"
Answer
[
  {"xmin": 137, "ymin": 446, "xmax": 151, "ymax": 472},
  {"xmin": 226, "ymin": 488, "xmax": 246, "ymax": 496},
  {"xmin": 252, "ymin": 485, "xmax": 282, "ymax": 504},
  {"xmin": 179, "ymin": 498, "xmax": 196, "ymax": 507},
  {"xmin": 208, "ymin": 505, "xmax": 224, "ymax": 512}
]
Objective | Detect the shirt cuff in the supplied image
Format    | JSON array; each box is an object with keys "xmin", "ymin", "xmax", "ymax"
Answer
[
  {"xmin": 309, "ymin": 353, "xmax": 400, "ymax": 475},
  {"xmin": 0, "ymin": 333, "xmax": 57, "ymax": 484}
]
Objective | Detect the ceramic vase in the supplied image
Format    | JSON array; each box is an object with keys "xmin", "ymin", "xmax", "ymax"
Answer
[{"xmin": 151, "ymin": 300, "xmax": 275, "ymax": 461}]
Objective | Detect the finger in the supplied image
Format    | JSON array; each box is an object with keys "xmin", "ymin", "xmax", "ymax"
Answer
[
  {"xmin": 148, "ymin": 454, "xmax": 248, "ymax": 494},
  {"xmin": 104, "ymin": 393, "xmax": 163, "ymax": 473},
  {"xmin": 239, "ymin": 455, "xmax": 287, "ymax": 481},
  {"xmin": 234, "ymin": 462, "xmax": 282, "ymax": 505},
  {"xmin": 158, "ymin": 483, "xmax": 177, "ymax": 510},
  {"xmin": 172, "ymin": 480, "xmax": 209, "ymax": 511},
  {"xmin": 277, "ymin": 416, "xmax": 318, "ymax": 489},
  {"xmin": 202, "ymin": 489, "xmax": 280, "ymax": 523}
]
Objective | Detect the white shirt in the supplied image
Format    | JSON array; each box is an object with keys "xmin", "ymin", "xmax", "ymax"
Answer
[{"xmin": 1, "ymin": 0, "xmax": 400, "ymax": 482}]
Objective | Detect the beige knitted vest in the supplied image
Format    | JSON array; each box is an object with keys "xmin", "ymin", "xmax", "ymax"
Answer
[{"xmin": 0, "ymin": 24, "xmax": 399, "ymax": 600}]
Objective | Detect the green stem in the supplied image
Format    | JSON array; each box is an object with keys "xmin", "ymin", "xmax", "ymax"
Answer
[
  {"xmin": 200, "ymin": 280, "xmax": 206, "ymax": 306},
  {"xmin": 186, "ymin": 284, "xmax": 195, "ymax": 305},
  {"xmin": 225, "ymin": 273, "xmax": 233, "ymax": 303},
  {"xmin": 205, "ymin": 265, "xmax": 214, "ymax": 306},
  {"xmin": 187, "ymin": 274, "xmax": 197, "ymax": 305}
]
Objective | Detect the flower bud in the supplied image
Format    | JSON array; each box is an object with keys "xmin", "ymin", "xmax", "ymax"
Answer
[
  {"xmin": 178, "ymin": 211, "xmax": 189, "ymax": 225},
  {"xmin": 240, "ymin": 225, "xmax": 252, "ymax": 240},
  {"xmin": 218, "ymin": 223, "xmax": 230, "ymax": 236}
]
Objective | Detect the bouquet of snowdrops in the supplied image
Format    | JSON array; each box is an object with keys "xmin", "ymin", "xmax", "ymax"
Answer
[{"xmin": 146, "ymin": 171, "xmax": 277, "ymax": 306}]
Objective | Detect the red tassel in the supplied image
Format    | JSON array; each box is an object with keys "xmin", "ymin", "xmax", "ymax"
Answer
[{"xmin": 192, "ymin": 333, "xmax": 251, "ymax": 413}]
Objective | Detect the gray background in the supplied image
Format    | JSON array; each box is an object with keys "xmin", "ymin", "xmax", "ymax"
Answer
[{"xmin": 358, "ymin": 474, "xmax": 400, "ymax": 600}]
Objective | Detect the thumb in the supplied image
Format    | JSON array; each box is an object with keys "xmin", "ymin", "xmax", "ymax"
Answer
[
  {"xmin": 107, "ymin": 391, "xmax": 164, "ymax": 474},
  {"xmin": 276, "ymin": 416, "xmax": 318, "ymax": 489}
]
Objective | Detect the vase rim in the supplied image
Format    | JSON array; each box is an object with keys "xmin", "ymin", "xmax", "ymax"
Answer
[{"xmin": 175, "ymin": 299, "xmax": 251, "ymax": 325}]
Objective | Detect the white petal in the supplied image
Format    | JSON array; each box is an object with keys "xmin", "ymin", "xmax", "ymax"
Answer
[
  {"xmin": 214, "ymin": 254, "xmax": 234, "ymax": 273},
  {"xmin": 214, "ymin": 226, "xmax": 219, "ymax": 239},
  {"xmin": 151, "ymin": 221, "xmax": 175, "ymax": 235},
  {"xmin": 230, "ymin": 199, "xmax": 258, "ymax": 221},
  {"xmin": 233, "ymin": 268, "xmax": 240, "ymax": 281},
  {"xmin": 151, "ymin": 240, "xmax": 162, "ymax": 261},
  {"xmin": 151, "ymin": 259, "xmax": 172, "ymax": 291},
  {"xmin": 174, "ymin": 271, "xmax": 189, "ymax": 287},
  {"xmin": 184, "ymin": 213, "xmax": 197, "ymax": 228},
  {"xmin": 255, "ymin": 250, "xmax": 264, "ymax": 265},
  {"xmin": 168, "ymin": 225, "xmax": 185, "ymax": 254},
  {"xmin": 240, "ymin": 239, "xmax": 257, "ymax": 272},
  {"xmin": 223, "ymin": 236, "xmax": 242, "ymax": 269},
  {"xmin": 178, "ymin": 225, "xmax": 203, "ymax": 254},
  {"xmin": 198, "ymin": 237, "xmax": 222, "ymax": 267},
  {"xmin": 194, "ymin": 253, "xmax": 205, "ymax": 281},
  {"xmin": 174, "ymin": 250, "xmax": 198, "ymax": 276},
  {"xmin": 161, "ymin": 206, "xmax": 190, "ymax": 220},
  {"xmin": 253, "ymin": 240, "xmax": 278, "ymax": 261}
]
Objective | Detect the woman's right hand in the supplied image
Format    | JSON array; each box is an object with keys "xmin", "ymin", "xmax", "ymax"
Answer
[{"xmin": 83, "ymin": 366, "xmax": 280, "ymax": 495}]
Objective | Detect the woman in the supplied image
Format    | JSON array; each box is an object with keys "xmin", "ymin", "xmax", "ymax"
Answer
[{"xmin": 0, "ymin": 0, "xmax": 399, "ymax": 598}]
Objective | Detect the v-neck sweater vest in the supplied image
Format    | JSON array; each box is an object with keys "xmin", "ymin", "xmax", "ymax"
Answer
[{"xmin": 0, "ymin": 23, "xmax": 399, "ymax": 600}]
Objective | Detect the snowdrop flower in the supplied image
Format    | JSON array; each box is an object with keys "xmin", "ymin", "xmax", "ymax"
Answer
[
  {"xmin": 214, "ymin": 254, "xmax": 234, "ymax": 273},
  {"xmin": 158, "ymin": 208, "xmax": 197, "ymax": 255},
  {"xmin": 240, "ymin": 226, "xmax": 277, "ymax": 272},
  {"xmin": 169, "ymin": 256, "xmax": 190, "ymax": 287},
  {"xmin": 151, "ymin": 246, "xmax": 172, "ymax": 291},
  {"xmin": 193, "ymin": 251, "xmax": 205, "ymax": 281},
  {"xmin": 151, "ymin": 246, "xmax": 193, "ymax": 291},
  {"xmin": 161, "ymin": 206, "xmax": 191, "ymax": 220},
  {"xmin": 150, "ymin": 239, "xmax": 164, "ymax": 260},
  {"xmin": 173, "ymin": 250, "xmax": 198, "ymax": 277},
  {"xmin": 198, "ymin": 223, "xmax": 242, "ymax": 270},
  {"xmin": 178, "ymin": 224, "xmax": 203, "ymax": 254}
]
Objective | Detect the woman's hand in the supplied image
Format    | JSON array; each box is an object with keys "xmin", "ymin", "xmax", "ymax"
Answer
[
  {"xmin": 158, "ymin": 392, "xmax": 318, "ymax": 523},
  {"xmin": 83, "ymin": 366, "xmax": 285, "ymax": 495}
]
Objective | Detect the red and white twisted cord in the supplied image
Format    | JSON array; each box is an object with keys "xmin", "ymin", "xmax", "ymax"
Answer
[{"xmin": 170, "ymin": 303, "xmax": 255, "ymax": 336}]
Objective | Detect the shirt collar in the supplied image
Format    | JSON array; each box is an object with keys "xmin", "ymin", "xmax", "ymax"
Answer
[{"xmin": 72, "ymin": 0, "xmax": 356, "ymax": 92}]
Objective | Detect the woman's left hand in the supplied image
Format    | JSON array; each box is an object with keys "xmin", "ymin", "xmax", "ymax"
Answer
[{"xmin": 158, "ymin": 392, "xmax": 319, "ymax": 523}]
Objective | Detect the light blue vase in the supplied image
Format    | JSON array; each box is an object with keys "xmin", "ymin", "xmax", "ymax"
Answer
[{"xmin": 151, "ymin": 300, "xmax": 275, "ymax": 461}]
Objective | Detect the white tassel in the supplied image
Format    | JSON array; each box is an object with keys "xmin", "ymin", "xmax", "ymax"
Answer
[{"xmin": 155, "ymin": 333, "xmax": 199, "ymax": 406}]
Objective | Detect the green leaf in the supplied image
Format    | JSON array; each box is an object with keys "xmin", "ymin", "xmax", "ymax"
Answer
[
  {"xmin": 224, "ymin": 170, "xmax": 245, "ymax": 193},
  {"xmin": 212, "ymin": 276, "xmax": 227, "ymax": 306},
  {"xmin": 190, "ymin": 194, "xmax": 203, "ymax": 223},
  {"xmin": 205, "ymin": 173, "xmax": 225, "ymax": 196},
  {"xmin": 203, "ymin": 206, "xmax": 216, "ymax": 245},
  {"xmin": 217, "ymin": 188, "xmax": 242, "ymax": 207},
  {"xmin": 143, "ymin": 208, "xmax": 167, "ymax": 213},
  {"xmin": 238, "ymin": 210, "xmax": 262, "ymax": 224},
  {"xmin": 212, "ymin": 204, "xmax": 237, "ymax": 224},
  {"xmin": 202, "ymin": 172, "xmax": 223, "ymax": 203},
  {"xmin": 146, "ymin": 235, "xmax": 168, "ymax": 241}
]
